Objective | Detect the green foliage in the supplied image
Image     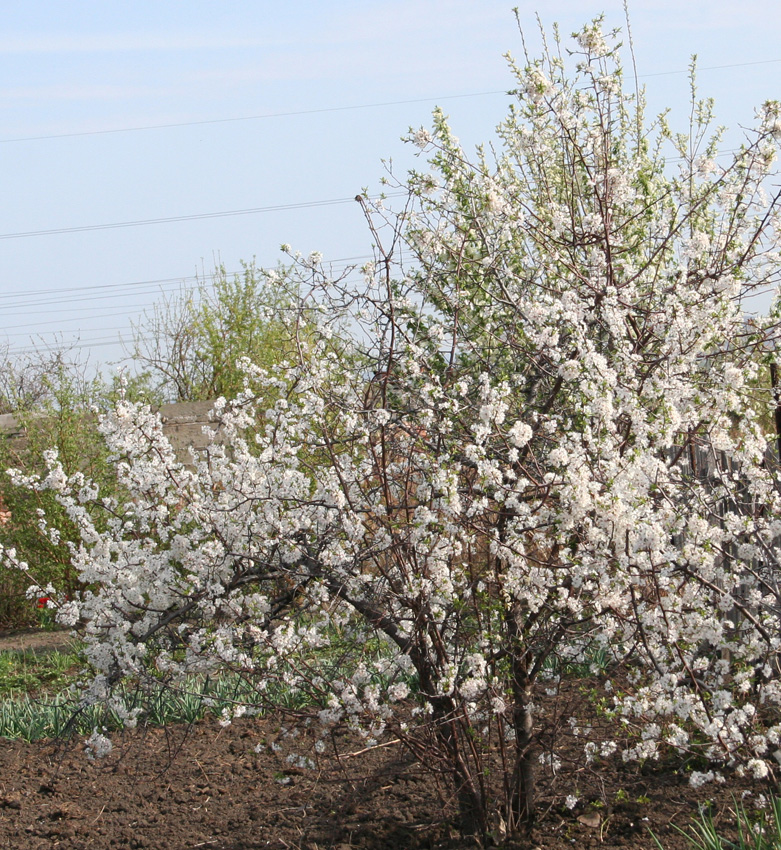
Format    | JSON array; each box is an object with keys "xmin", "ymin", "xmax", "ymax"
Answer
[
  {"xmin": 0, "ymin": 349, "xmax": 163, "ymax": 628},
  {"xmin": 0, "ymin": 358, "xmax": 120, "ymax": 627},
  {"xmin": 0, "ymin": 662, "xmax": 321, "ymax": 742},
  {"xmin": 0, "ymin": 623, "xmax": 416, "ymax": 742},
  {"xmin": 0, "ymin": 260, "xmax": 313, "ymax": 627},
  {"xmin": 131, "ymin": 261, "xmax": 301, "ymax": 402},
  {"xmin": 0, "ymin": 647, "xmax": 80, "ymax": 697},
  {"xmin": 0, "ymin": 673, "xmax": 259, "ymax": 741}
]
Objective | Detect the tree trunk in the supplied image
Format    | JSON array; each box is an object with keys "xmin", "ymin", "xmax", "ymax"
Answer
[
  {"xmin": 430, "ymin": 696, "xmax": 488, "ymax": 839},
  {"xmin": 509, "ymin": 693, "xmax": 535, "ymax": 834},
  {"xmin": 507, "ymin": 603, "xmax": 536, "ymax": 835}
]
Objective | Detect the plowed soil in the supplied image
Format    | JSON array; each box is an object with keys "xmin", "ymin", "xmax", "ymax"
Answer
[
  {"xmin": 0, "ymin": 713, "xmax": 773, "ymax": 850},
  {"xmin": 0, "ymin": 629, "xmax": 774, "ymax": 849}
]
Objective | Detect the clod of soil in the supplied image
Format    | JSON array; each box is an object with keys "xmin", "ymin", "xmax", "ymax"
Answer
[{"xmin": 0, "ymin": 715, "xmax": 772, "ymax": 850}]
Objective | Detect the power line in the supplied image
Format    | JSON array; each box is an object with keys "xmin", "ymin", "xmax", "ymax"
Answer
[
  {"xmin": 0, "ymin": 272, "xmax": 205, "ymax": 301},
  {"xmin": 0, "ymin": 51, "xmax": 773, "ymax": 245},
  {"xmin": 0, "ymin": 91, "xmax": 510, "ymax": 145},
  {"xmin": 0, "ymin": 57, "xmax": 778, "ymax": 148},
  {"xmin": 2, "ymin": 321, "xmax": 131, "ymax": 340},
  {"xmin": 638, "ymin": 57, "xmax": 781, "ymax": 79},
  {"xmin": 0, "ymin": 253, "xmax": 417, "ymax": 344},
  {"xmin": 4, "ymin": 334, "xmax": 134, "ymax": 357},
  {"xmin": 1, "ymin": 281, "xmax": 196, "ymax": 312},
  {"xmin": 0, "ymin": 194, "xmax": 405, "ymax": 241},
  {"xmin": 0, "ymin": 253, "xmax": 381, "ymax": 301},
  {"xmin": 0, "ymin": 142, "xmax": 758, "ymax": 245},
  {"xmin": 0, "ymin": 252, "xmax": 404, "ymax": 313}
]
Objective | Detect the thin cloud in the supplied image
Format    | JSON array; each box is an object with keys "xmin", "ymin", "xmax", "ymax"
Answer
[
  {"xmin": 188, "ymin": 3, "xmax": 513, "ymax": 89},
  {"xmin": 0, "ymin": 33, "xmax": 274, "ymax": 54},
  {"xmin": 0, "ymin": 83, "xmax": 184, "ymax": 101}
]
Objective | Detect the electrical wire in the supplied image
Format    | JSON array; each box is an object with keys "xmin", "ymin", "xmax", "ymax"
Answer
[
  {"xmin": 2, "ymin": 54, "xmax": 778, "ymax": 358},
  {"xmin": 0, "ymin": 91, "xmax": 510, "ymax": 144},
  {"xmin": 637, "ymin": 57, "xmax": 781, "ymax": 79},
  {"xmin": 1, "ymin": 55, "xmax": 779, "ymax": 146},
  {"xmin": 0, "ymin": 253, "xmax": 382, "ymax": 302},
  {"xmin": 0, "ymin": 51, "xmax": 774, "ymax": 245},
  {"xmin": 0, "ymin": 194, "xmax": 406, "ymax": 241},
  {"xmin": 0, "ymin": 251, "xmax": 411, "ymax": 313},
  {"xmin": 0, "ymin": 252, "xmax": 417, "ymax": 352}
]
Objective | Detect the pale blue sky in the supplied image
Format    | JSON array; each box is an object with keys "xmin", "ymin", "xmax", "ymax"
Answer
[{"xmin": 1, "ymin": 0, "xmax": 780, "ymax": 370}]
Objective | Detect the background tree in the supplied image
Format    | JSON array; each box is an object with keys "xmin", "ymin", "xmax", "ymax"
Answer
[
  {"xmin": 130, "ymin": 260, "xmax": 303, "ymax": 403},
  {"xmin": 9, "ymin": 18, "xmax": 781, "ymax": 842},
  {"xmin": 0, "ymin": 343, "xmax": 94, "ymax": 416}
]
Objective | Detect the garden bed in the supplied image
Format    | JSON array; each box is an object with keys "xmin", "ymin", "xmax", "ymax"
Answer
[
  {"xmin": 0, "ymin": 632, "xmax": 776, "ymax": 848},
  {"xmin": 0, "ymin": 711, "xmax": 774, "ymax": 850}
]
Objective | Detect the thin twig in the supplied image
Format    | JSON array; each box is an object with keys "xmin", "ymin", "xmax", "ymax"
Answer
[{"xmin": 341, "ymin": 738, "xmax": 402, "ymax": 759}]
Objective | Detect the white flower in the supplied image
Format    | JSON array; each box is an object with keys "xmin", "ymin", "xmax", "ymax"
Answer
[
  {"xmin": 747, "ymin": 758, "xmax": 769, "ymax": 780},
  {"xmin": 508, "ymin": 421, "xmax": 533, "ymax": 448},
  {"xmin": 539, "ymin": 752, "xmax": 561, "ymax": 773},
  {"xmin": 688, "ymin": 770, "xmax": 725, "ymax": 788},
  {"xmin": 549, "ymin": 447, "xmax": 569, "ymax": 466},
  {"xmin": 559, "ymin": 360, "xmax": 580, "ymax": 381},
  {"xmin": 523, "ymin": 68, "xmax": 553, "ymax": 102},
  {"xmin": 575, "ymin": 25, "xmax": 609, "ymax": 57},
  {"xmin": 85, "ymin": 729, "xmax": 113, "ymax": 760},
  {"xmin": 491, "ymin": 696, "xmax": 508, "ymax": 715},
  {"xmin": 689, "ymin": 771, "xmax": 713, "ymax": 788},
  {"xmin": 412, "ymin": 128, "xmax": 432, "ymax": 149},
  {"xmin": 388, "ymin": 682, "xmax": 410, "ymax": 702}
]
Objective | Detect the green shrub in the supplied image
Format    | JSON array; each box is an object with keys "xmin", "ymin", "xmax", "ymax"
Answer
[
  {"xmin": 0, "ymin": 647, "xmax": 80, "ymax": 697},
  {"xmin": 0, "ymin": 357, "xmax": 140, "ymax": 627},
  {"xmin": 130, "ymin": 260, "xmax": 303, "ymax": 403}
]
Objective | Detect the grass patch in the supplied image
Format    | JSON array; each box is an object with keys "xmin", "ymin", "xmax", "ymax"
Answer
[
  {"xmin": 0, "ymin": 665, "xmax": 318, "ymax": 743},
  {"xmin": 651, "ymin": 794, "xmax": 781, "ymax": 849},
  {"xmin": 0, "ymin": 626, "xmax": 394, "ymax": 742},
  {"xmin": 0, "ymin": 647, "xmax": 82, "ymax": 698}
]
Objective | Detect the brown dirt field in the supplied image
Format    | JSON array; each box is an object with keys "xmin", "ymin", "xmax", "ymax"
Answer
[
  {"xmin": 0, "ymin": 630, "xmax": 775, "ymax": 848},
  {"xmin": 0, "ymin": 713, "xmax": 774, "ymax": 850}
]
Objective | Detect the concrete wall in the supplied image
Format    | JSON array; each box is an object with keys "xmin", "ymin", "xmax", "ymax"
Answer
[
  {"xmin": 0, "ymin": 400, "xmax": 224, "ymax": 460},
  {"xmin": 157, "ymin": 400, "xmax": 223, "ymax": 457}
]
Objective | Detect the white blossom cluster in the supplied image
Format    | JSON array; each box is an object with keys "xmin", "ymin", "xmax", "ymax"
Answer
[{"xmin": 84, "ymin": 728, "xmax": 113, "ymax": 760}]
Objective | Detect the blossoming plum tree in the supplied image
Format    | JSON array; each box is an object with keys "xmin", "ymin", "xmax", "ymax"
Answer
[{"xmin": 8, "ymin": 18, "xmax": 781, "ymax": 841}]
